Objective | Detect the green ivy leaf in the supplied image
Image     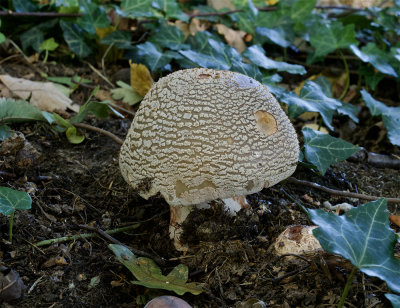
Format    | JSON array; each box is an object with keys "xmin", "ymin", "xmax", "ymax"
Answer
[
  {"xmin": 121, "ymin": 0, "xmax": 155, "ymax": 17},
  {"xmin": 111, "ymin": 81, "xmax": 143, "ymax": 106},
  {"xmin": 358, "ymin": 66, "xmax": 384, "ymax": 91},
  {"xmin": 308, "ymin": 198, "xmax": 400, "ymax": 293},
  {"xmin": 179, "ymin": 39, "xmax": 231, "ymax": 70},
  {"xmin": 271, "ymin": 81, "xmax": 342, "ymax": 130},
  {"xmin": 78, "ymin": 0, "xmax": 110, "ymax": 34},
  {"xmin": 101, "ymin": 31, "xmax": 132, "ymax": 49},
  {"xmin": 39, "ymin": 38, "xmax": 59, "ymax": 52},
  {"xmin": 350, "ymin": 43, "xmax": 398, "ymax": 77},
  {"xmin": 12, "ymin": 0, "xmax": 37, "ymax": 12},
  {"xmin": 136, "ymin": 42, "xmax": 176, "ymax": 71},
  {"xmin": 152, "ymin": 0, "xmax": 189, "ymax": 21},
  {"xmin": 149, "ymin": 23, "xmax": 186, "ymax": 50},
  {"xmin": 20, "ymin": 28, "xmax": 44, "ymax": 52},
  {"xmin": 302, "ymin": 127, "xmax": 360, "ymax": 174},
  {"xmin": 309, "ymin": 21, "xmax": 357, "ymax": 61},
  {"xmin": 0, "ymin": 98, "xmax": 46, "ymax": 125},
  {"xmin": 289, "ymin": 0, "xmax": 317, "ymax": 22},
  {"xmin": 361, "ymin": 90, "xmax": 400, "ymax": 146},
  {"xmin": 256, "ymin": 27, "xmax": 291, "ymax": 48},
  {"xmin": 385, "ymin": 294, "xmax": 400, "ymax": 308},
  {"xmin": 0, "ymin": 33, "xmax": 5, "ymax": 43},
  {"xmin": 0, "ymin": 187, "xmax": 32, "ymax": 216},
  {"xmin": 0, "ymin": 125, "xmax": 12, "ymax": 140},
  {"xmin": 243, "ymin": 45, "xmax": 306, "ymax": 75},
  {"xmin": 60, "ymin": 20, "xmax": 92, "ymax": 58},
  {"xmin": 109, "ymin": 244, "xmax": 204, "ymax": 295}
]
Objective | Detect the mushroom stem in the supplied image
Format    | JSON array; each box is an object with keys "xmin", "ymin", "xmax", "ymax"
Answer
[
  {"xmin": 222, "ymin": 195, "xmax": 250, "ymax": 215},
  {"xmin": 169, "ymin": 203, "xmax": 210, "ymax": 251}
]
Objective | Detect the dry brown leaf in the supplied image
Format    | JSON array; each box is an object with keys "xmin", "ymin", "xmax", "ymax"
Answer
[
  {"xmin": 174, "ymin": 20, "xmax": 190, "ymax": 39},
  {"xmin": 216, "ymin": 24, "xmax": 247, "ymax": 53},
  {"xmin": 389, "ymin": 215, "xmax": 400, "ymax": 228},
  {"xmin": 189, "ymin": 18, "xmax": 210, "ymax": 36},
  {"xmin": 129, "ymin": 61, "xmax": 153, "ymax": 97},
  {"xmin": 0, "ymin": 75, "xmax": 79, "ymax": 112},
  {"xmin": 207, "ymin": 0, "xmax": 234, "ymax": 10}
]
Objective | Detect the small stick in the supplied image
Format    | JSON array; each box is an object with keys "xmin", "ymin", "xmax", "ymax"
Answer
[
  {"xmin": 287, "ymin": 177, "xmax": 400, "ymax": 204},
  {"xmin": 0, "ymin": 11, "xmax": 82, "ymax": 17},
  {"xmin": 72, "ymin": 122, "xmax": 124, "ymax": 145},
  {"xmin": 34, "ymin": 224, "xmax": 140, "ymax": 247}
]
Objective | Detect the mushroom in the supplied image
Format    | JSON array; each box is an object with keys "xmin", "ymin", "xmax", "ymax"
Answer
[
  {"xmin": 144, "ymin": 296, "xmax": 192, "ymax": 308},
  {"xmin": 119, "ymin": 68, "xmax": 299, "ymax": 250}
]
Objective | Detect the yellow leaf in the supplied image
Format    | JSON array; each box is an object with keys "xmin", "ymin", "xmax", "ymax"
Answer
[
  {"xmin": 129, "ymin": 61, "xmax": 153, "ymax": 97},
  {"xmin": 266, "ymin": 0, "xmax": 279, "ymax": 5}
]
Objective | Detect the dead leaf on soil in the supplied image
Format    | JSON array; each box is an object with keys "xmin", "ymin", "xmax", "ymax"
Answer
[
  {"xmin": 0, "ymin": 266, "xmax": 26, "ymax": 301},
  {"xmin": 0, "ymin": 75, "xmax": 80, "ymax": 112},
  {"xmin": 216, "ymin": 24, "xmax": 247, "ymax": 53},
  {"xmin": 389, "ymin": 215, "xmax": 400, "ymax": 228},
  {"xmin": 129, "ymin": 61, "xmax": 153, "ymax": 97},
  {"xmin": 189, "ymin": 18, "xmax": 210, "ymax": 35}
]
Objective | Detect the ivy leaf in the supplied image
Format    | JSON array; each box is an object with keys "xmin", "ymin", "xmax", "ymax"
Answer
[
  {"xmin": 121, "ymin": 0, "xmax": 155, "ymax": 17},
  {"xmin": 78, "ymin": 0, "xmax": 110, "ymax": 34},
  {"xmin": 0, "ymin": 187, "xmax": 32, "ymax": 216},
  {"xmin": 309, "ymin": 22, "xmax": 357, "ymax": 61},
  {"xmin": 0, "ymin": 98, "xmax": 46, "ymax": 125},
  {"xmin": 243, "ymin": 45, "xmax": 306, "ymax": 75},
  {"xmin": 12, "ymin": 0, "xmax": 37, "ymax": 12},
  {"xmin": 65, "ymin": 126, "xmax": 85, "ymax": 144},
  {"xmin": 308, "ymin": 198, "xmax": 400, "ymax": 293},
  {"xmin": 149, "ymin": 23, "xmax": 186, "ymax": 50},
  {"xmin": 20, "ymin": 20, "xmax": 58, "ymax": 52},
  {"xmin": 101, "ymin": 31, "xmax": 132, "ymax": 49},
  {"xmin": 152, "ymin": 0, "xmax": 189, "ymax": 21},
  {"xmin": 302, "ymin": 127, "xmax": 360, "ymax": 174},
  {"xmin": 111, "ymin": 81, "xmax": 143, "ymax": 106},
  {"xmin": 0, "ymin": 125, "xmax": 13, "ymax": 140},
  {"xmin": 136, "ymin": 42, "xmax": 176, "ymax": 71},
  {"xmin": 361, "ymin": 90, "xmax": 400, "ymax": 146},
  {"xmin": 289, "ymin": 0, "xmax": 317, "ymax": 22},
  {"xmin": 350, "ymin": 43, "xmax": 398, "ymax": 77},
  {"xmin": 256, "ymin": 27, "xmax": 291, "ymax": 48},
  {"xmin": 271, "ymin": 81, "xmax": 342, "ymax": 130},
  {"xmin": 39, "ymin": 38, "xmax": 59, "ymax": 52},
  {"xmin": 60, "ymin": 21, "xmax": 92, "ymax": 58},
  {"xmin": 358, "ymin": 66, "xmax": 384, "ymax": 91},
  {"xmin": 385, "ymin": 294, "xmax": 400, "ymax": 308},
  {"xmin": 109, "ymin": 244, "xmax": 204, "ymax": 295},
  {"xmin": 179, "ymin": 39, "xmax": 231, "ymax": 70}
]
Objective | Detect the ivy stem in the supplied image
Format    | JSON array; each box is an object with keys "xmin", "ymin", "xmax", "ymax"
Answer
[
  {"xmin": 338, "ymin": 267, "xmax": 357, "ymax": 308},
  {"xmin": 338, "ymin": 50, "xmax": 350, "ymax": 101},
  {"xmin": 9, "ymin": 212, "xmax": 14, "ymax": 243}
]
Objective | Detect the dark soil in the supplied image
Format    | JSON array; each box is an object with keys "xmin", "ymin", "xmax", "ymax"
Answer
[{"xmin": 0, "ymin": 63, "xmax": 399, "ymax": 308}]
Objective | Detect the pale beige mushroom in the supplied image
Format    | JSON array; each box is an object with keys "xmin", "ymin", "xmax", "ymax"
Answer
[{"xmin": 119, "ymin": 68, "xmax": 299, "ymax": 250}]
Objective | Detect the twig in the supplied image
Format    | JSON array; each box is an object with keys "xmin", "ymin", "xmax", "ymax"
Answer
[
  {"xmin": 33, "ymin": 224, "xmax": 140, "ymax": 247},
  {"xmin": 0, "ymin": 11, "xmax": 83, "ymax": 17},
  {"xmin": 78, "ymin": 224, "xmax": 166, "ymax": 265},
  {"xmin": 72, "ymin": 122, "xmax": 124, "ymax": 145},
  {"xmin": 186, "ymin": 5, "xmax": 363, "ymax": 19},
  {"xmin": 348, "ymin": 148, "xmax": 400, "ymax": 170},
  {"xmin": 86, "ymin": 62, "xmax": 114, "ymax": 88},
  {"xmin": 287, "ymin": 177, "xmax": 400, "ymax": 204}
]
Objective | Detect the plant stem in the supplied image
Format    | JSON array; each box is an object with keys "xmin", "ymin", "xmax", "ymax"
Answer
[
  {"xmin": 34, "ymin": 224, "xmax": 140, "ymax": 247},
  {"xmin": 42, "ymin": 50, "xmax": 48, "ymax": 65},
  {"xmin": 338, "ymin": 50, "xmax": 350, "ymax": 101},
  {"xmin": 338, "ymin": 267, "xmax": 357, "ymax": 308},
  {"xmin": 9, "ymin": 212, "xmax": 14, "ymax": 243}
]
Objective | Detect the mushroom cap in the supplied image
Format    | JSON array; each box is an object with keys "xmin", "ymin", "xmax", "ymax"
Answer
[{"xmin": 119, "ymin": 68, "xmax": 299, "ymax": 206}]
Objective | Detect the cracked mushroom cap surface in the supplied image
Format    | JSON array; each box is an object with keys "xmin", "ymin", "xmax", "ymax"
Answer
[{"xmin": 119, "ymin": 68, "xmax": 299, "ymax": 206}]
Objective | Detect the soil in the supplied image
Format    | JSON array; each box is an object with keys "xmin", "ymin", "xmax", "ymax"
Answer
[{"xmin": 0, "ymin": 62, "xmax": 399, "ymax": 308}]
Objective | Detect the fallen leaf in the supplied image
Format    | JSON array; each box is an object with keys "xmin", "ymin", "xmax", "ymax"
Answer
[
  {"xmin": 389, "ymin": 215, "xmax": 400, "ymax": 228},
  {"xmin": 216, "ymin": 24, "xmax": 247, "ymax": 53},
  {"xmin": 129, "ymin": 61, "xmax": 153, "ymax": 97},
  {"xmin": 189, "ymin": 18, "xmax": 210, "ymax": 36},
  {"xmin": 0, "ymin": 75, "xmax": 79, "ymax": 112},
  {"xmin": 0, "ymin": 266, "xmax": 26, "ymax": 301}
]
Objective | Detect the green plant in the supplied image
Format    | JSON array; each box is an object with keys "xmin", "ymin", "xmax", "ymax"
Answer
[
  {"xmin": 0, "ymin": 187, "xmax": 32, "ymax": 243},
  {"xmin": 109, "ymin": 244, "xmax": 204, "ymax": 295},
  {"xmin": 39, "ymin": 37, "xmax": 59, "ymax": 64},
  {"xmin": 308, "ymin": 198, "xmax": 400, "ymax": 308}
]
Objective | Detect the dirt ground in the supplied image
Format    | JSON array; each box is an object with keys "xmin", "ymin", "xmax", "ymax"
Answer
[{"xmin": 0, "ymin": 63, "xmax": 399, "ymax": 308}]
